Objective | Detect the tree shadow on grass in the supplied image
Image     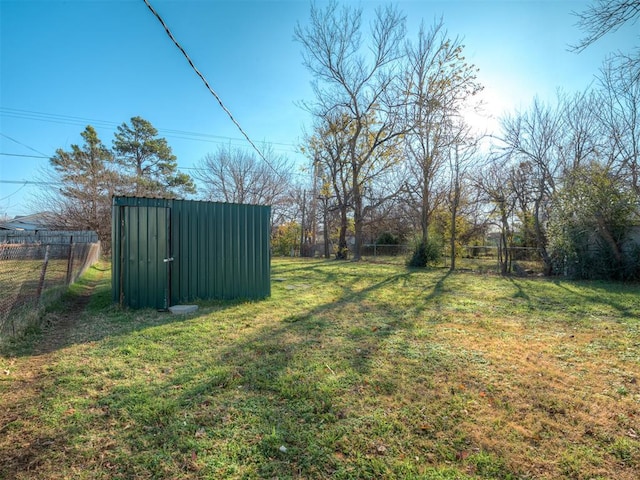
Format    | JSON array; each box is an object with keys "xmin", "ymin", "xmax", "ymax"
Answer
[
  {"xmin": 98, "ymin": 263, "xmax": 455, "ymax": 477},
  {"xmin": 0, "ymin": 260, "xmax": 460, "ymax": 479},
  {"xmin": 551, "ymin": 279, "xmax": 640, "ymax": 321},
  {"xmin": 508, "ymin": 276, "xmax": 531, "ymax": 301}
]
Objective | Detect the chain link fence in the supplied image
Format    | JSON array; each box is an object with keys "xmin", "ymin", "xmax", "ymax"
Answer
[
  {"xmin": 358, "ymin": 243, "xmax": 544, "ymax": 273},
  {"xmin": 0, "ymin": 233, "xmax": 101, "ymax": 341}
]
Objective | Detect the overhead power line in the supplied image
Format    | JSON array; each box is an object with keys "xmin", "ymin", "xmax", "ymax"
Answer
[
  {"xmin": 142, "ymin": 0, "xmax": 286, "ymax": 177},
  {"xmin": 0, "ymin": 180, "xmax": 60, "ymax": 186},
  {"xmin": 0, "ymin": 183, "xmax": 29, "ymax": 202},
  {"xmin": 0, "ymin": 107, "xmax": 301, "ymax": 154},
  {"xmin": 0, "ymin": 133, "xmax": 49, "ymax": 157},
  {"xmin": 0, "ymin": 152, "xmax": 49, "ymax": 159}
]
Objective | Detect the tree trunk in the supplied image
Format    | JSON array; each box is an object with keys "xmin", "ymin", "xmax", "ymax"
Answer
[
  {"xmin": 322, "ymin": 200, "xmax": 330, "ymax": 258},
  {"xmin": 337, "ymin": 206, "xmax": 348, "ymax": 260},
  {"xmin": 352, "ymin": 166, "xmax": 363, "ymax": 261},
  {"xmin": 353, "ymin": 203, "xmax": 362, "ymax": 261},
  {"xmin": 421, "ymin": 164, "xmax": 431, "ymax": 245},
  {"xmin": 596, "ymin": 215, "xmax": 624, "ymax": 263},
  {"xmin": 500, "ymin": 208, "xmax": 511, "ymax": 276},
  {"xmin": 449, "ymin": 201, "xmax": 457, "ymax": 271},
  {"xmin": 533, "ymin": 199, "xmax": 553, "ymax": 275}
]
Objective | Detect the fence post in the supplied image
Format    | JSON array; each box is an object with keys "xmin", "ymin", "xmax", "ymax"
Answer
[
  {"xmin": 65, "ymin": 236, "xmax": 74, "ymax": 285},
  {"xmin": 36, "ymin": 244, "xmax": 51, "ymax": 302}
]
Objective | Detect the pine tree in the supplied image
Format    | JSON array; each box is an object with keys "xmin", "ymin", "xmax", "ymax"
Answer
[
  {"xmin": 49, "ymin": 125, "xmax": 117, "ymax": 249},
  {"xmin": 113, "ymin": 116, "xmax": 195, "ymax": 198}
]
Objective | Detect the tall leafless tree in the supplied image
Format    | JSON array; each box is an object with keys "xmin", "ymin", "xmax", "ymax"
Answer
[
  {"xmin": 194, "ymin": 145, "xmax": 293, "ymax": 225},
  {"xmin": 445, "ymin": 122, "xmax": 481, "ymax": 271},
  {"xmin": 306, "ymin": 112, "xmax": 353, "ymax": 259},
  {"xmin": 295, "ymin": 1, "xmax": 407, "ymax": 260},
  {"xmin": 572, "ymin": 0, "xmax": 640, "ymax": 80},
  {"xmin": 475, "ymin": 156, "xmax": 518, "ymax": 275},
  {"xmin": 558, "ymin": 89, "xmax": 605, "ymax": 174},
  {"xmin": 499, "ymin": 98, "xmax": 564, "ymax": 274},
  {"xmin": 402, "ymin": 19, "xmax": 482, "ymax": 248},
  {"xmin": 597, "ymin": 57, "xmax": 640, "ymax": 195}
]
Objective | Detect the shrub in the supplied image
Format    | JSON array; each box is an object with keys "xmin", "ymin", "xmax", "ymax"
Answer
[
  {"xmin": 376, "ymin": 232, "xmax": 399, "ymax": 245},
  {"xmin": 407, "ymin": 239, "xmax": 440, "ymax": 267}
]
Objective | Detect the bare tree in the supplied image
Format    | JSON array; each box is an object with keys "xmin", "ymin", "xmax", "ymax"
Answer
[
  {"xmin": 194, "ymin": 145, "xmax": 292, "ymax": 224},
  {"xmin": 572, "ymin": 0, "xmax": 640, "ymax": 80},
  {"xmin": 499, "ymin": 98, "xmax": 564, "ymax": 275},
  {"xmin": 476, "ymin": 156, "xmax": 518, "ymax": 275},
  {"xmin": 361, "ymin": 165, "xmax": 415, "ymax": 244},
  {"xmin": 597, "ymin": 57, "xmax": 640, "ymax": 195},
  {"xmin": 403, "ymin": 19, "xmax": 482, "ymax": 248},
  {"xmin": 558, "ymin": 89, "xmax": 605, "ymax": 173},
  {"xmin": 306, "ymin": 112, "xmax": 353, "ymax": 259},
  {"xmin": 295, "ymin": 1, "xmax": 407, "ymax": 260},
  {"xmin": 446, "ymin": 123, "xmax": 481, "ymax": 271}
]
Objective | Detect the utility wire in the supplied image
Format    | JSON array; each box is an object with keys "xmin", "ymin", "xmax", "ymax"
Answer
[
  {"xmin": 0, "ymin": 182, "xmax": 28, "ymax": 202},
  {"xmin": 0, "ymin": 133, "xmax": 49, "ymax": 157},
  {"xmin": 0, "ymin": 180, "xmax": 60, "ymax": 186},
  {"xmin": 0, "ymin": 152, "xmax": 49, "ymax": 159},
  {"xmin": 142, "ymin": 0, "xmax": 286, "ymax": 178},
  {"xmin": 0, "ymin": 107, "xmax": 301, "ymax": 153}
]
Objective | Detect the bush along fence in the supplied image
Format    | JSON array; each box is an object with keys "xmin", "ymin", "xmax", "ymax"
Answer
[{"xmin": 0, "ymin": 232, "xmax": 101, "ymax": 341}]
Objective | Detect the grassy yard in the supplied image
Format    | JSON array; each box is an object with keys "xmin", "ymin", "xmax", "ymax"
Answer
[{"xmin": 1, "ymin": 258, "xmax": 639, "ymax": 479}]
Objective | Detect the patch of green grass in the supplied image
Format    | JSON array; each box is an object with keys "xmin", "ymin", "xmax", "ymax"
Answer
[{"xmin": 1, "ymin": 258, "xmax": 640, "ymax": 479}]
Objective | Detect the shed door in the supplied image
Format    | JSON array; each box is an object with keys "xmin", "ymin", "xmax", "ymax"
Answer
[{"xmin": 119, "ymin": 206, "xmax": 171, "ymax": 309}]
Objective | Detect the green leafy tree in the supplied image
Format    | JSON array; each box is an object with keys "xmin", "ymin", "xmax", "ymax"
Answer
[
  {"xmin": 113, "ymin": 116, "xmax": 195, "ymax": 198},
  {"xmin": 549, "ymin": 162, "xmax": 639, "ymax": 279},
  {"xmin": 272, "ymin": 221, "xmax": 302, "ymax": 257},
  {"xmin": 48, "ymin": 125, "xmax": 118, "ymax": 250}
]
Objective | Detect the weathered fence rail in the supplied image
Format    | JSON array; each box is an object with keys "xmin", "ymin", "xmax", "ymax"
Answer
[{"xmin": 0, "ymin": 230, "xmax": 98, "ymax": 244}]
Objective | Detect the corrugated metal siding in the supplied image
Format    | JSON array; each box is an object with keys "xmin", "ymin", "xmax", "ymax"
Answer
[
  {"xmin": 112, "ymin": 196, "xmax": 270, "ymax": 309},
  {"xmin": 122, "ymin": 205, "xmax": 170, "ymax": 309}
]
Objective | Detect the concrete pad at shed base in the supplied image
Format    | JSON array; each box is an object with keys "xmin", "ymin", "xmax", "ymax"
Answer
[{"xmin": 169, "ymin": 305, "xmax": 199, "ymax": 315}]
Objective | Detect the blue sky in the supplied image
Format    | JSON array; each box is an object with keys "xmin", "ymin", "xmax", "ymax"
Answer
[{"xmin": 1, "ymin": 0, "xmax": 637, "ymax": 218}]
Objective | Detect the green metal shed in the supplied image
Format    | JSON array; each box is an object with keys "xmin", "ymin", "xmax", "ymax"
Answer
[{"xmin": 112, "ymin": 196, "xmax": 271, "ymax": 309}]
